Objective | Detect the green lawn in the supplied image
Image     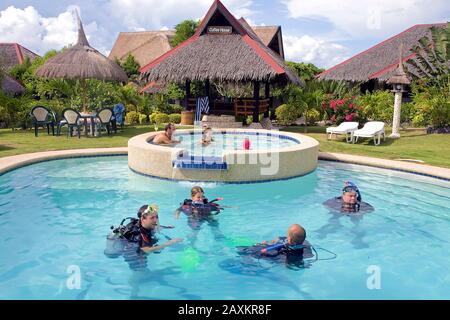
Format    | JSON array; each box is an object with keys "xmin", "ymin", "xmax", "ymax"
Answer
[
  {"xmin": 282, "ymin": 126, "xmax": 450, "ymax": 168},
  {"xmin": 1, "ymin": 125, "xmax": 449, "ymax": 168},
  {"xmin": 0, "ymin": 125, "xmax": 191, "ymax": 157}
]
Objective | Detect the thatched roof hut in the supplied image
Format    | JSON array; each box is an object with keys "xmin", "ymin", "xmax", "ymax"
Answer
[
  {"xmin": 317, "ymin": 23, "xmax": 447, "ymax": 82},
  {"xmin": 108, "ymin": 25, "xmax": 283, "ymax": 68},
  {"xmin": 1, "ymin": 74, "xmax": 25, "ymax": 96},
  {"xmin": 109, "ymin": 30, "xmax": 175, "ymax": 67},
  {"xmin": 140, "ymin": 0, "xmax": 300, "ymax": 85},
  {"xmin": 0, "ymin": 43, "xmax": 39, "ymax": 71},
  {"xmin": 36, "ymin": 13, "xmax": 127, "ymax": 82}
]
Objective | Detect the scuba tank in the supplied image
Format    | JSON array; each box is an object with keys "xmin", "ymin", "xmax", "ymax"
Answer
[{"xmin": 104, "ymin": 217, "xmax": 136, "ymax": 258}]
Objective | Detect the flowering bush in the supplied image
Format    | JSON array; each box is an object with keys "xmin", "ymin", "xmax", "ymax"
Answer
[{"xmin": 322, "ymin": 97, "xmax": 363, "ymax": 124}]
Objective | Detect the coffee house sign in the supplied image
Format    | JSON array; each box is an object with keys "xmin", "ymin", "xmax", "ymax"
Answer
[{"xmin": 207, "ymin": 26, "xmax": 232, "ymax": 34}]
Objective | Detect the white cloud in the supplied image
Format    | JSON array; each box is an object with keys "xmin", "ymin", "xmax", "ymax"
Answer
[
  {"xmin": 0, "ymin": 5, "xmax": 104, "ymax": 55},
  {"xmin": 283, "ymin": 0, "xmax": 449, "ymax": 39},
  {"xmin": 106, "ymin": 0, "xmax": 255, "ymax": 30},
  {"xmin": 283, "ymin": 34, "xmax": 350, "ymax": 68}
]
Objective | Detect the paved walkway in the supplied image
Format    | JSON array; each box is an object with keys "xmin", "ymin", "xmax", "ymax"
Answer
[
  {"xmin": 1, "ymin": 148, "xmax": 449, "ymax": 181},
  {"xmin": 319, "ymin": 152, "xmax": 450, "ymax": 180},
  {"xmin": 0, "ymin": 148, "xmax": 127, "ymax": 175}
]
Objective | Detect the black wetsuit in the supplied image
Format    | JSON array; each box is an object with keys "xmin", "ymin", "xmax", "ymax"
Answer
[
  {"xmin": 323, "ymin": 197, "xmax": 374, "ymax": 214},
  {"xmin": 119, "ymin": 219, "xmax": 158, "ymax": 271},
  {"xmin": 179, "ymin": 199, "xmax": 221, "ymax": 230}
]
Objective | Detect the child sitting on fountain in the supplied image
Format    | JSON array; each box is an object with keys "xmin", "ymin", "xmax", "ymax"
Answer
[{"xmin": 201, "ymin": 124, "xmax": 214, "ymax": 145}]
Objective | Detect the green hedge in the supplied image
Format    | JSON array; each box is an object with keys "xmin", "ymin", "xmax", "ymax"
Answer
[
  {"xmin": 125, "ymin": 111, "xmax": 140, "ymax": 125},
  {"xmin": 168, "ymin": 113, "xmax": 181, "ymax": 124},
  {"xmin": 275, "ymin": 104, "xmax": 300, "ymax": 125}
]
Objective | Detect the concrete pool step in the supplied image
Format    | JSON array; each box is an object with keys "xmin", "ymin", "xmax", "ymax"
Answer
[{"xmin": 172, "ymin": 155, "xmax": 228, "ymax": 170}]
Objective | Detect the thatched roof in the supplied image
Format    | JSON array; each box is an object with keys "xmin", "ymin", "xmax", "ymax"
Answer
[
  {"xmin": 36, "ymin": 13, "xmax": 127, "ymax": 82},
  {"xmin": 251, "ymin": 26, "xmax": 279, "ymax": 47},
  {"xmin": 1, "ymin": 74, "xmax": 25, "ymax": 95},
  {"xmin": 140, "ymin": 0, "xmax": 300, "ymax": 85},
  {"xmin": 108, "ymin": 26, "xmax": 281, "ymax": 69},
  {"xmin": 109, "ymin": 31, "xmax": 175, "ymax": 67},
  {"xmin": 0, "ymin": 43, "xmax": 39, "ymax": 71},
  {"xmin": 317, "ymin": 23, "xmax": 447, "ymax": 82}
]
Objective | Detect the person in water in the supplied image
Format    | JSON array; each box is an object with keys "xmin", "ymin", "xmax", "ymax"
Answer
[
  {"xmin": 175, "ymin": 186, "xmax": 221, "ymax": 219},
  {"xmin": 317, "ymin": 182, "xmax": 373, "ymax": 249},
  {"xmin": 323, "ymin": 181, "xmax": 374, "ymax": 214},
  {"xmin": 107, "ymin": 204, "xmax": 182, "ymax": 254},
  {"xmin": 175, "ymin": 186, "xmax": 224, "ymax": 245},
  {"xmin": 201, "ymin": 124, "xmax": 214, "ymax": 145},
  {"xmin": 237, "ymin": 224, "xmax": 313, "ymax": 266},
  {"xmin": 153, "ymin": 123, "xmax": 180, "ymax": 145}
]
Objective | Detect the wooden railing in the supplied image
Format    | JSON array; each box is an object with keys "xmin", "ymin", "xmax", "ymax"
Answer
[
  {"xmin": 186, "ymin": 97, "xmax": 270, "ymax": 119},
  {"xmin": 234, "ymin": 99, "xmax": 269, "ymax": 116}
]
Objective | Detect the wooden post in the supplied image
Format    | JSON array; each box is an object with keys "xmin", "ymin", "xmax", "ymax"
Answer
[
  {"xmin": 82, "ymin": 79, "xmax": 87, "ymax": 114},
  {"xmin": 184, "ymin": 80, "xmax": 191, "ymax": 110},
  {"xmin": 264, "ymin": 82, "xmax": 270, "ymax": 118},
  {"xmin": 253, "ymin": 81, "xmax": 260, "ymax": 123}
]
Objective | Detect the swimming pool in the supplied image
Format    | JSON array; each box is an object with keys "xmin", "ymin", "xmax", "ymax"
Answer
[
  {"xmin": 129, "ymin": 129, "xmax": 319, "ymax": 182},
  {"xmin": 154, "ymin": 131, "xmax": 300, "ymax": 157},
  {"xmin": 0, "ymin": 156, "xmax": 449, "ymax": 299}
]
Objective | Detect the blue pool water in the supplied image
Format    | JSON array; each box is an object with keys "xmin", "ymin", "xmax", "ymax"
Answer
[
  {"xmin": 0, "ymin": 156, "xmax": 449, "ymax": 300},
  {"xmin": 153, "ymin": 132, "xmax": 299, "ymax": 157}
]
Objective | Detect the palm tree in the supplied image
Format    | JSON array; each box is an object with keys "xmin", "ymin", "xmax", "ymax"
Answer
[{"xmin": 406, "ymin": 22, "xmax": 449, "ymax": 89}]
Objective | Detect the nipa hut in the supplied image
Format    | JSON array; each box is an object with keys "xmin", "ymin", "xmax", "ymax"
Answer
[
  {"xmin": 317, "ymin": 23, "xmax": 447, "ymax": 92},
  {"xmin": 140, "ymin": 0, "xmax": 301, "ymax": 123}
]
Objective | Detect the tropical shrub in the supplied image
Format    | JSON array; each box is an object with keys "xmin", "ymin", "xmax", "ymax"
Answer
[
  {"xmin": 169, "ymin": 113, "xmax": 181, "ymax": 124},
  {"xmin": 125, "ymin": 111, "xmax": 140, "ymax": 125},
  {"xmin": 356, "ymin": 91, "xmax": 394, "ymax": 124},
  {"xmin": 275, "ymin": 104, "xmax": 300, "ymax": 125},
  {"xmin": 411, "ymin": 84, "xmax": 450, "ymax": 128},
  {"xmin": 322, "ymin": 96, "xmax": 363, "ymax": 124},
  {"xmin": 154, "ymin": 113, "xmax": 170, "ymax": 124},
  {"xmin": 305, "ymin": 108, "xmax": 320, "ymax": 125},
  {"xmin": 138, "ymin": 113, "xmax": 147, "ymax": 124}
]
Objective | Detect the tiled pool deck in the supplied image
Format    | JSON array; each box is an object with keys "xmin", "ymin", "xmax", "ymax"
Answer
[{"xmin": 0, "ymin": 148, "xmax": 449, "ymax": 181}]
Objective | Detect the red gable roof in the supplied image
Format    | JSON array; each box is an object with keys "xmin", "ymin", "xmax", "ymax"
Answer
[
  {"xmin": 194, "ymin": 0, "xmax": 248, "ymax": 37},
  {"xmin": 140, "ymin": 0, "xmax": 289, "ymax": 79},
  {"xmin": 317, "ymin": 23, "xmax": 446, "ymax": 81},
  {"xmin": 0, "ymin": 43, "xmax": 40, "ymax": 71}
]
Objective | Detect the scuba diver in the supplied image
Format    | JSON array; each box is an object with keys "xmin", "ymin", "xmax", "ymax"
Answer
[
  {"xmin": 105, "ymin": 204, "xmax": 183, "ymax": 271},
  {"xmin": 175, "ymin": 186, "xmax": 225, "ymax": 245},
  {"xmin": 236, "ymin": 224, "xmax": 315, "ymax": 268},
  {"xmin": 317, "ymin": 181, "xmax": 374, "ymax": 249},
  {"xmin": 176, "ymin": 186, "xmax": 222, "ymax": 218},
  {"xmin": 323, "ymin": 181, "xmax": 374, "ymax": 214}
]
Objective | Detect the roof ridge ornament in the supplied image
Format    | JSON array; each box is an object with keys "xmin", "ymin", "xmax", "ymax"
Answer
[{"xmin": 73, "ymin": 9, "xmax": 90, "ymax": 47}]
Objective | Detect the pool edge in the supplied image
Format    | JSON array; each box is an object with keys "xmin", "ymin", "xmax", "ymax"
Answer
[{"xmin": 1, "ymin": 148, "xmax": 449, "ymax": 182}]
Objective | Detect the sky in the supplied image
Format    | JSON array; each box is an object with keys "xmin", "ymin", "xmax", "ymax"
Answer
[{"xmin": 0, "ymin": 0, "xmax": 449, "ymax": 69}]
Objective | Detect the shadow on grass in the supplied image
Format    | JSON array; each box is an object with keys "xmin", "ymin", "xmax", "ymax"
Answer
[{"xmin": 0, "ymin": 145, "xmax": 15, "ymax": 152}]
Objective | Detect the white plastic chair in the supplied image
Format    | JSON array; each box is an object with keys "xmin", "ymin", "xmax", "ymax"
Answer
[
  {"xmin": 326, "ymin": 122, "xmax": 359, "ymax": 142},
  {"xmin": 352, "ymin": 121, "xmax": 385, "ymax": 145}
]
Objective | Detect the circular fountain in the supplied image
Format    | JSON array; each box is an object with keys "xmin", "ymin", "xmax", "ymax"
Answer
[{"xmin": 128, "ymin": 129, "xmax": 319, "ymax": 182}]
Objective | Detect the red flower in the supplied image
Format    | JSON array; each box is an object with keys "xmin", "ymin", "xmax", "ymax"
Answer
[
  {"xmin": 349, "ymin": 103, "xmax": 354, "ymax": 109},
  {"xmin": 330, "ymin": 100, "xmax": 337, "ymax": 110},
  {"xmin": 337, "ymin": 99, "xmax": 345, "ymax": 106},
  {"xmin": 345, "ymin": 114, "xmax": 353, "ymax": 121}
]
